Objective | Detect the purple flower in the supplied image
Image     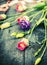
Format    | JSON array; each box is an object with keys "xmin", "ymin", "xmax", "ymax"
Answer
[{"xmin": 20, "ymin": 20, "xmax": 30, "ymax": 30}]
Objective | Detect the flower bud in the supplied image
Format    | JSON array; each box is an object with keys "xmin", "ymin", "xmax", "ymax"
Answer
[
  {"xmin": 16, "ymin": 32, "xmax": 25, "ymax": 38},
  {"xmin": 1, "ymin": 22, "xmax": 10, "ymax": 29},
  {"xmin": 34, "ymin": 57, "xmax": 41, "ymax": 65},
  {"xmin": 11, "ymin": 32, "xmax": 17, "ymax": 36},
  {"xmin": 0, "ymin": 14, "xmax": 7, "ymax": 20}
]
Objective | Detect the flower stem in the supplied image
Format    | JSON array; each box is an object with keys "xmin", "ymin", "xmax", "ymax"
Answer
[
  {"xmin": 41, "ymin": 44, "xmax": 46, "ymax": 58},
  {"xmin": 28, "ymin": 10, "xmax": 45, "ymax": 40},
  {"xmin": 41, "ymin": 17, "xmax": 47, "ymax": 59},
  {"xmin": 28, "ymin": 23, "xmax": 36, "ymax": 40},
  {"xmin": 14, "ymin": 8, "xmax": 35, "ymax": 22},
  {"xmin": 44, "ymin": 0, "xmax": 47, "ymax": 5},
  {"xmin": 30, "ymin": 10, "xmax": 44, "ymax": 23},
  {"xmin": 34, "ymin": 43, "xmax": 45, "ymax": 57}
]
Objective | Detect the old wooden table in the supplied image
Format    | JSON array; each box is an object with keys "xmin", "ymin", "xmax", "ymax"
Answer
[{"xmin": 0, "ymin": 1, "xmax": 47, "ymax": 65}]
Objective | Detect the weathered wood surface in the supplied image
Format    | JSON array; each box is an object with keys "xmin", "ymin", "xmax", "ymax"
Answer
[{"xmin": 0, "ymin": 1, "xmax": 47, "ymax": 65}]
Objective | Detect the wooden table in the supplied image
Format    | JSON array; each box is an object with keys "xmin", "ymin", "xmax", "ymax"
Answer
[{"xmin": 0, "ymin": 1, "xmax": 47, "ymax": 65}]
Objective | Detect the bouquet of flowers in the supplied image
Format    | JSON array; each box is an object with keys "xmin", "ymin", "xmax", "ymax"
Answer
[{"xmin": 0, "ymin": 0, "xmax": 47, "ymax": 65}]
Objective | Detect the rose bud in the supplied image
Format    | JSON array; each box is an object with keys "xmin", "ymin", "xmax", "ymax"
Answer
[
  {"xmin": 17, "ymin": 38, "xmax": 29, "ymax": 50},
  {"xmin": 16, "ymin": 3, "xmax": 27, "ymax": 12},
  {"xmin": 18, "ymin": 16, "xmax": 29, "ymax": 24},
  {"xmin": 0, "ymin": 14, "xmax": 7, "ymax": 20},
  {"xmin": 19, "ymin": 20, "xmax": 30, "ymax": 30}
]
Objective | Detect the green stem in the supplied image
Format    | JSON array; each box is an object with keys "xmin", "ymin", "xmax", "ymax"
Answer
[
  {"xmin": 1, "ymin": 16, "xmax": 18, "ymax": 23},
  {"xmin": 44, "ymin": 19, "xmax": 47, "ymax": 41},
  {"xmin": 7, "ymin": 13, "xmax": 21, "ymax": 17},
  {"xmin": 41, "ymin": 45, "xmax": 46, "ymax": 58},
  {"xmin": 34, "ymin": 10, "xmax": 45, "ymax": 57},
  {"xmin": 1, "ymin": 9, "xmax": 32, "ymax": 23},
  {"xmin": 44, "ymin": 0, "xmax": 47, "ymax": 5},
  {"xmin": 42, "ymin": 39, "xmax": 46, "ymax": 43},
  {"xmin": 35, "ymin": 9, "xmax": 45, "ymax": 26},
  {"xmin": 41, "ymin": 17, "xmax": 47, "ymax": 58},
  {"xmin": 36, "ymin": 17, "xmax": 44, "ymax": 26},
  {"xmin": 29, "ymin": 11, "xmax": 39, "ymax": 18},
  {"xmin": 30, "ymin": 10, "xmax": 43, "ymax": 22},
  {"xmin": 28, "ymin": 10, "xmax": 45, "ymax": 41},
  {"xmin": 14, "ymin": 8, "xmax": 35, "ymax": 22},
  {"xmin": 34, "ymin": 43, "xmax": 45, "ymax": 56},
  {"xmin": 10, "ymin": 9, "xmax": 36, "ymax": 26},
  {"xmin": 28, "ymin": 23, "xmax": 36, "ymax": 40},
  {"xmin": 29, "ymin": 12, "xmax": 38, "ymax": 19},
  {"xmin": 34, "ymin": 2, "xmax": 45, "ymax": 10}
]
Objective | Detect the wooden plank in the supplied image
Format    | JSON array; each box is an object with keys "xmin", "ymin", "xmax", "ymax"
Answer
[
  {"xmin": 25, "ymin": 35, "xmax": 41, "ymax": 65},
  {"xmin": 0, "ymin": 24, "xmax": 24, "ymax": 65},
  {"xmin": 25, "ymin": 26, "xmax": 45, "ymax": 65}
]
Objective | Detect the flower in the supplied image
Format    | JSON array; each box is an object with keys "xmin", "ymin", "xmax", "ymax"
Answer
[
  {"xmin": 18, "ymin": 16, "xmax": 29, "ymax": 24},
  {"xmin": 16, "ymin": 3, "xmax": 27, "ymax": 12},
  {"xmin": 19, "ymin": 20, "xmax": 30, "ymax": 30},
  {"xmin": 17, "ymin": 38, "xmax": 29, "ymax": 50}
]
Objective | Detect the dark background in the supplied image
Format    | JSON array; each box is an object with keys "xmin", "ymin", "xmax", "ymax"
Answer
[{"xmin": 0, "ymin": 1, "xmax": 47, "ymax": 65}]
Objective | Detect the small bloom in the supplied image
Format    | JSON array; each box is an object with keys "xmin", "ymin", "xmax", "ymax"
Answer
[
  {"xmin": 16, "ymin": 3, "xmax": 27, "ymax": 12},
  {"xmin": 19, "ymin": 20, "xmax": 30, "ymax": 30},
  {"xmin": 18, "ymin": 16, "xmax": 29, "ymax": 24},
  {"xmin": 17, "ymin": 38, "xmax": 29, "ymax": 50}
]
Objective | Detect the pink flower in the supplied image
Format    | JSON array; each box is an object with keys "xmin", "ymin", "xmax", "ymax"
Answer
[
  {"xmin": 17, "ymin": 38, "xmax": 29, "ymax": 50},
  {"xmin": 17, "ymin": 16, "xmax": 29, "ymax": 24},
  {"xmin": 16, "ymin": 3, "xmax": 27, "ymax": 12}
]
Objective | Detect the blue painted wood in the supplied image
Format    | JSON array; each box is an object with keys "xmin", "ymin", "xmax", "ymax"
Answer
[{"xmin": 0, "ymin": 1, "xmax": 47, "ymax": 65}]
